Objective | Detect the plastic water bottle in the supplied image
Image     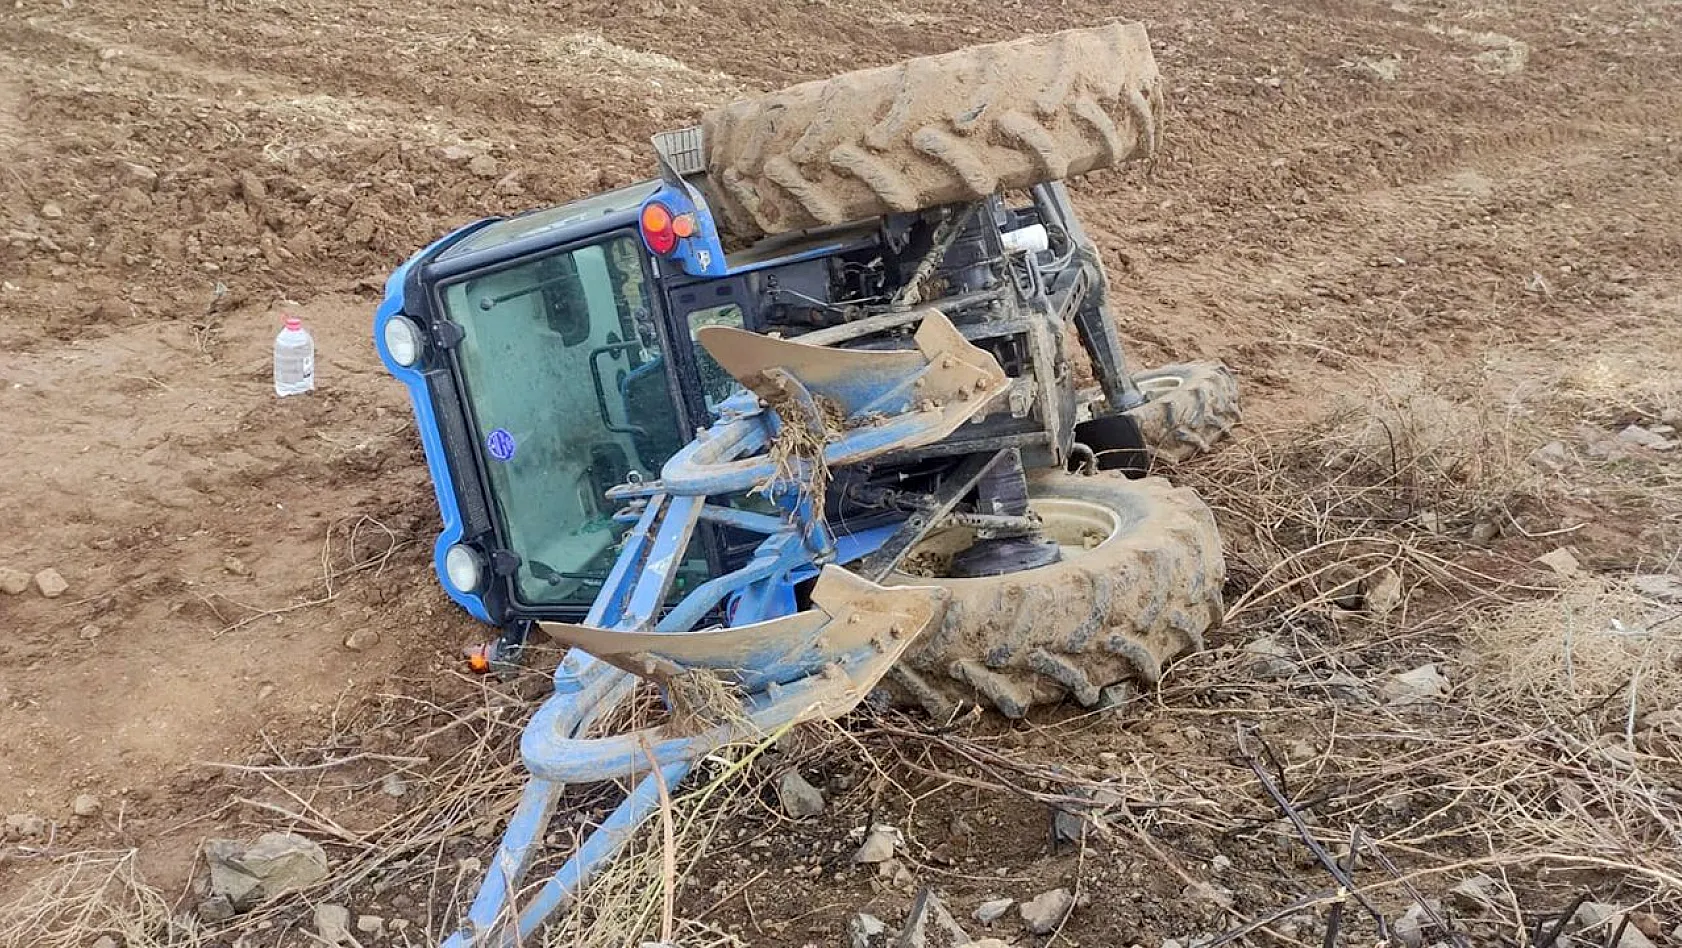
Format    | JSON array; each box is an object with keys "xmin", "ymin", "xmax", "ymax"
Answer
[{"xmin": 273, "ymin": 315, "xmax": 315, "ymax": 397}]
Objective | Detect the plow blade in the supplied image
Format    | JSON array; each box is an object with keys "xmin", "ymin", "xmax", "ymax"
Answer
[
  {"xmin": 661, "ymin": 310, "xmax": 1008, "ymax": 495},
  {"xmin": 539, "ymin": 565, "xmax": 948, "ymax": 697},
  {"xmin": 527, "ymin": 566, "xmax": 948, "ymax": 781},
  {"xmin": 697, "ymin": 307, "xmax": 1004, "ymax": 429}
]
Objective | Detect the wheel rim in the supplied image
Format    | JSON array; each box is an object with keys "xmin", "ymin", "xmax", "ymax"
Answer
[
  {"xmin": 901, "ymin": 497, "xmax": 1122, "ymax": 577},
  {"xmin": 1135, "ymin": 374, "xmax": 1185, "ymax": 398}
]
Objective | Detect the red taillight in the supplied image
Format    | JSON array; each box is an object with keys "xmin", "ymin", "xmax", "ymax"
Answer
[{"xmin": 641, "ymin": 203, "xmax": 676, "ymax": 255}]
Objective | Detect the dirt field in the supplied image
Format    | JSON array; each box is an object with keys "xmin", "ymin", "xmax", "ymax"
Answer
[{"xmin": 3, "ymin": 0, "xmax": 1681, "ymax": 944}]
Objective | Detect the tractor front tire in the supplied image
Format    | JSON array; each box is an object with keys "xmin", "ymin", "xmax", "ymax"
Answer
[
  {"xmin": 1123, "ymin": 362, "xmax": 1241, "ymax": 465},
  {"xmin": 699, "ymin": 21, "xmax": 1163, "ymax": 241},
  {"xmin": 886, "ymin": 470, "xmax": 1223, "ymax": 718}
]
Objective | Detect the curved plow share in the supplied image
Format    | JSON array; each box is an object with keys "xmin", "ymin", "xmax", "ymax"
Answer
[{"xmin": 442, "ymin": 310, "xmax": 1005, "ymax": 947}]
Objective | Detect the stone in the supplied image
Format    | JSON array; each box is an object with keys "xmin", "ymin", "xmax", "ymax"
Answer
[
  {"xmin": 1529, "ymin": 440, "xmax": 1571, "ymax": 472},
  {"xmin": 4, "ymin": 813, "xmax": 47, "ymax": 839},
  {"xmin": 1363, "ymin": 567, "xmax": 1404, "ymax": 616},
  {"xmin": 896, "ymin": 887, "xmax": 970, "ymax": 948},
  {"xmin": 356, "ymin": 914, "xmax": 385, "ymax": 935},
  {"xmin": 1242, "ymin": 637, "xmax": 1295, "ymax": 679},
  {"xmin": 1616, "ymin": 425, "xmax": 1675, "ymax": 451},
  {"xmin": 1019, "ymin": 887, "xmax": 1074, "ymax": 935},
  {"xmin": 1381, "ymin": 663, "xmax": 1448, "ymax": 706},
  {"xmin": 34, "ymin": 568, "xmax": 68, "ymax": 598},
  {"xmin": 1210, "ymin": 854, "xmax": 1232, "ymax": 872},
  {"xmin": 848, "ymin": 912, "xmax": 888, "ymax": 948},
  {"xmin": 1573, "ymin": 902, "xmax": 1657, "ymax": 948},
  {"xmin": 877, "ymin": 857, "xmax": 915, "ymax": 890},
  {"xmin": 196, "ymin": 895, "xmax": 236, "ymax": 922},
  {"xmin": 1448, "ymin": 872, "xmax": 1499, "ymax": 908},
  {"xmin": 1470, "ymin": 520, "xmax": 1500, "ymax": 543},
  {"xmin": 853, "ymin": 824, "xmax": 900, "ymax": 864},
  {"xmin": 1536, "ymin": 547, "xmax": 1583, "ymax": 579},
  {"xmin": 79, "ymin": 624, "xmax": 101, "ymax": 641},
  {"xmin": 343, "ymin": 628, "xmax": 381, "ymax": 651},
  {"xmin": 40, "ymin": 201, "xmax": 64, "ymax": 220},
  {"xmin": 93, "ymin": 937, "xmax": 119, "ymax": 948},
  {"xmin": 238, "ymin": 171, "xmax": 268, "ymax": 204},
  {"xmin": 1182, "ymin": 880, "xmax": 1234, "ymax": 910},
  {"xmin": 1359, "ymin": 56, "xmax": 1402, "ymax": 81},
  {"xmin": 71, "ymin": 793, "xmax": 101, "ymax": 817},
  {"xmin": 468, "ymin": 154, "xmax": 500, "ymax": 178},
  {"xmin": 381, "ymin": 772, "xmax": 409, "ymax": 797},
  {"xmin": 1392, "ymin": 902, "xmax": 1437, "ymax": 948},
  {"xmin": 222, "ymin": 554, "xmax": 250, "ymax": 576},
  {"xmin": 204, "ymin": 831, "xmax": 330, "ymax": 908},
  {"xmin": 120, "ymin": 162, "xmax": 159, "ymax": 189},
  {"xmin": 314, "ymin": 903, "xmax": 352, "ymax": 944},
  {"xmin": 1630, "ymin": 574, "xmax": 1682, "ymax": 603},
  {"xmin": 0, "ymin": 568, "xmax": 29, "ymax": 595},
  {"xmin": 776, "ymin": 769, "xmax": 825, "ymax": 819},
  {"xmin": 974, "ymin": 897, "xmax": 1013, "ymax": 925}
]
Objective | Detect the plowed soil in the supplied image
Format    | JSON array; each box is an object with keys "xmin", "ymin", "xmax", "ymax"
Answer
[{"xmin": 3, "ymin": 0, "xmax": 1681, "ymax": 944}]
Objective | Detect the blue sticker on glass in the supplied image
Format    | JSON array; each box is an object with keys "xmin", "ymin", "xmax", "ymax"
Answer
[{"xmin": 486, "ymin": 428, "xmax": 517, "ymax": 462}]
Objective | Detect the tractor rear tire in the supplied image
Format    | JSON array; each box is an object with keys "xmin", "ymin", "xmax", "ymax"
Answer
[
  {"xmin": 699, "ymin": 21, "xmax": 1163, "ymax": 240},
  {"xmin": 1123, "ymin": 362, "xmax": 1241, "ymax": 464},
  {"xmin": 885, "ymin": 470, "xmax": 1223, "ymax": 719}
]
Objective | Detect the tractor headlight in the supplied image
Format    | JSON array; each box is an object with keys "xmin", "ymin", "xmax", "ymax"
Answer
[
  {"xmin": 444, "ymin": 543, "xmax": 484, "ymax": 593},
  {"xmin": 383, "ymin": 316, "xmax": 423, "ymax": 367}
]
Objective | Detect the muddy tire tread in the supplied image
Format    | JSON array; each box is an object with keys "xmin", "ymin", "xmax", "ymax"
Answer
[
  {"xmin": 1124, "ymin": 362, "xmax": 1242, "ymax": 464},
  {"xmin": 700, "ymin": 22, "xmax": 1163, "ymax": 240},
  {"xmin": 889, "ymin": 471, "xmax": 1224, "ymax": 718}
]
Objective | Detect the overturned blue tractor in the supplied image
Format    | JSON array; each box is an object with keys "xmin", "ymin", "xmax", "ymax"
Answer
[{"xmin": 375, "ymin": 19, "xmax": 1237, "ymax": 946}]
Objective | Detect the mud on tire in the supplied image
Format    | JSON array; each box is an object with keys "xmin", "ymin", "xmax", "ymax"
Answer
[
  {"xmin": 700, "ymin": 21, "xmax": 1163, "ymax": 240},
  {"xmin": 1124, "ymin": 362, "xmax": 1241, "ymax": 464},
  {"xmin": 885, "ymin": 470, "xmax": 1223, "ymax": 718}
]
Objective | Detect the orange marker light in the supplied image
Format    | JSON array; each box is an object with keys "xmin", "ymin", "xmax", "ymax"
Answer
[
  {"xmin": 671, "ymin": 213, "xmax": 697, "ymax": 239},
  {"xmin": 467, "ymin": 650, "xmax": 492, "ymax": 673}
]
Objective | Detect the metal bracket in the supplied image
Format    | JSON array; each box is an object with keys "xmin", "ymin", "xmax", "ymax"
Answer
[{"xmin": 856, "ymin": 448, "xmax": 1014, "ymax": 582}]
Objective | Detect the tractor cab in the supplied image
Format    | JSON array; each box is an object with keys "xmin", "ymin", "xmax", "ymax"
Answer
[{"xmin": 374, "ymin": 179, "xmax": 736, "ymax": 630}]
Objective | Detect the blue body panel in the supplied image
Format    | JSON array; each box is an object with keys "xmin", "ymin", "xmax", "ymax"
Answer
[{"xmin": 373, "ymin": 222, "xmax": 496, "ymax": 624}]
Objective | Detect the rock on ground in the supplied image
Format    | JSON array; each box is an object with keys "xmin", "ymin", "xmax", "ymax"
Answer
[
  {"xmin": 1019, "ymin": 887, "xmax": 1074, "ymax": 935},
  {"xmin": 1630, "ymin": 574, "xmax": 1682, "ymax": 603},
  {"xmin": 4, "ymin": 813, "xmax": 47, "ymax": 839},
  {"xmin": 204, "ymin": 831, "xmax": 330, "ymax": 908},
  {"xmin": 896, "ymin": 887, "xmax": 971, "ymax": 948},
  {"xmin": 71, "ymin": 793, "xmax": 101, "ymax": 817},
  {"xmin": 314, "ymin": 903, "xmax": 352, "ymax": 945},
  {"xmin": 1448, "ymin": 872, "xmax": 1501, "ymax": 909},
  {"xmin": 974, "ymin": 897, "xmax": 1014, "ymax": 924},
  {"xmin": 0, "ymin": 568, "xmax": 29, "ymax": 595},
  {"xmin": 196, "ymin": 895, "xmax": 236, "ymax": 922},
  {"xmin": 1529, "ymin": 440, "xmax": 1571, "ymax": 472},
  {"xmin": 1573, "ymin": 902, "xmax": 1657, "ymax": 948},
  {"xmin": 776, "ymin": 769, "xmax": 825, "ymax": 818},
  {"xmin": 1535, "ymin": 547, "xmax": 1583, "ymax": 578},
  {"xmin": 33, "ymin": 568, "xmax": 68, "ymax": 598},
  {"xmin": 343, "ymin": 627, "xmax": 380, "ymax": 651},
  {"xmin": 848, "ymin": 912, "xmax": 889, "ymax": 948},
  {"xmin": 1381, "ymin": 663, "xmax": 1449, "ymax": 706},
  {"xmin": 853, "ymin": 824, "xmax": 900, "ymax": 864}
]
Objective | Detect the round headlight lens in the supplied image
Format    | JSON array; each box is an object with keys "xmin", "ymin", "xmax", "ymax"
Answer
[
  {"xmin": 383, "ymin": 317, "xmax": 422, "ymax": 367},
  {"xmin": 444, "ymin": 544, "xmax": 483, "ymax": 593}
]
